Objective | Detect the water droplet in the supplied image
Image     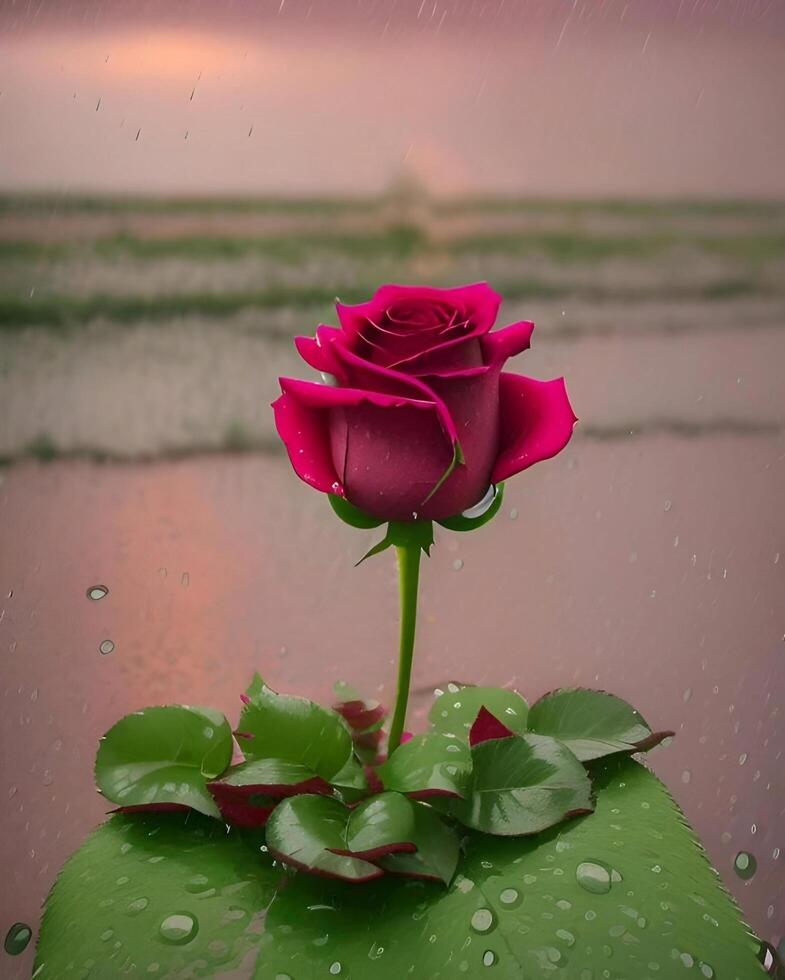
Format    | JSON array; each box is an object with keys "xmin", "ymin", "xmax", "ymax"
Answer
[
  {"xmin": 99, "ymin": 639, "xmax": 115, "ymax": 655},
  {"xmin": 127, "ymin": 897, "xmax": 149, "ymax": 916},
  {"xmin": 181, "ymin": 572, "xmax": 190, "ymax": 587},
  {"xmin": 482, "ymin": 949, "xmax": 497, "ymax": 966},
  {"xmin": 699, "ymin": 963, "xmax": 715, "ymax": 978},
  {"xmin": 185, "ymin": 874, "xmax": 210, "ymax": 893},
  {"xmin": 329, "ymin": 962, "xmax": 342, "ymax": 975},
  {"xmin": 664, "ymin": 499, "xmax": 672, "ymax": 512},
  {"xmin": 498, "ymin": 887, "xmax": 520, "ymax": 907},
  {"xmin": 509, "ymin": 507, "xmax": 519, "ymax": 520},
  {"xmin": 680, "ymin": 952, "xmax": 694, "ymax": 968},
  {"xmin": 470, "ymin": 908, "xmax": 496, "ymax": 933},
  {"xmin": 158, "ymin": 912, "xmax": 198, "ymax": 945},
  {"xmin": 275, "ymin": 975, "xmax": 294, "ymax": 980},
  {"xmin": 4, "ymin": 922, "xmax": 32, "ymax": 955},
  {"xmin": 681, "ymin": 769, "xmax": 691, "ymax": 784},
  {"xmin": 576, "ymin": 861, "xmax": 611, "ymax": 894},
  {"xmin": 682, "ymin": 688, "xmax": 692, "ymax": 702},
  {"xmin": 733, "ymin": 851, "xmax": 757, "ymax": 880},
  {"xmin": 758, "ymin": 942, "xmax": 779, "ymax": 973},
  {"xmin": 738, "ymin": 752, "xmax": 748, "ymax": 766},
  {"xmin": 452, "ymin": 559, "xmax": 464, "ymax": 571},
  {"xmin": 87, "ymin": 585, "xmax": 108, "ymax": 601},
  {"xmin": 462, "ymin": 485, "xmax": 497, "ymax": 519}
]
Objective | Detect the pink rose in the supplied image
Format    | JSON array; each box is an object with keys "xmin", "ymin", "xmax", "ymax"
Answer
[{"xmin": 272, "ymin": 283, "xmax": 576, "ymax": 522}]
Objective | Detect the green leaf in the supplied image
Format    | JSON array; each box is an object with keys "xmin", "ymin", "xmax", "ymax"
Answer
[
  {"xmin": 343, "ymin": 791, "xmax": 417, "ymax": 858},
  {"xmin": 329, "ymin": 493, "xmax": 385, "ymax": 528},
  {"xmin": 329, "ymin": 754, "xmax": 370, "ymax": 802},
  {"xmin": 213, "ymin": 757, "xmax": 327, "ymax": 792},
  {"xmin": 429, "ymin": 684, "xmax": 529, "ymax": 740},
  {"xmin": 527, "ymin": 687, "xmax": 673, "ymax": 761},
  {"xmin": 34, "ymin": 811, "xmax": 279, "ymax": 979},
  {"xmin": 357, "ymin": 519, "xmax": 435, "ymax": 564},
  {"xmin": 378, "ymin": 802, "xmax": 460, "ymax": 886},
  {"xmin": 37, "ymin": 760, "xmax": 765, "ymax": 979},
  {"xmin": 253, "ymin": 758, "xmax": 764, "ymax": 979},
  {"xmin": 95, "ymin": 705, "xmax": 233, "ymax": 819},
  {"xmin": 449, "ymin": 733, "xmax": 593, "ymax": 835},
  {"xmin": 377, "ymin": 733, "xmax": 472, "ymax": 799},
  {"xmin": 265, "ymin": 795, "xmax": 382, "ymax": 883},
  {"xmin": 239, "ymin": 675, "xmax": 353, "ymax": 781},
  {"xmin": 436, "ymin": 482, "xmax": 505, "ymax": 532}
]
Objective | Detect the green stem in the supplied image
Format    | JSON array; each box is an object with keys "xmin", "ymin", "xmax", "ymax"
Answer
[{"xmin": 387, "ymin": 543, "xmax": 422, "ymax": 755}]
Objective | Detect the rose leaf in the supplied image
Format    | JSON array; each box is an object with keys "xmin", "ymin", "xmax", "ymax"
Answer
[
  {"xmin": 527, "ymin": 688, "xmax": 674, "ymax": 762},
  {"xmin": 377, "ymin": 802, "xmax": 460, "ymax": 886},
  {"xmin": 95, "ymin": 705, "xmax": 233, "ymax": 820},
  {"xmin": 238, "ymin": 674, "xmax": 354, "ymax": 782},
  {"xmin": 429, "ymin": 684, "xmax": 529, "ymax": 741},
  {"xmin": 448, "ymin": 733, "xmax": 594, "ymax": 835},
  {"xmin": 376, "ymin": 733, "xmax": 472, "ymax": 800},
  {"xmin": 265, "ymin": 795, "xmax": 383, "ymax": 883}
]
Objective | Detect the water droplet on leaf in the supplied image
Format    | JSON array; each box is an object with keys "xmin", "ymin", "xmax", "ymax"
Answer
[
  {"xmin": 576, "ymin": 861, "xmax": 612, "ymax": 894},
  {"xmin": 158, "ymin": 912, "xmax": 198, "ymax": 945}
]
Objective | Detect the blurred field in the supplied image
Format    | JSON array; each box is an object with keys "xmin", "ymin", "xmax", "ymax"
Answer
[{"xmin": 1, "ymin": 190, "xmax": 784, "ymax": 462}]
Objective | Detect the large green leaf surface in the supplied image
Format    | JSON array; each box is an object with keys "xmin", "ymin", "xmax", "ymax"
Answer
[
  {"xmin": 36, "ymin": 759, "xmax": 764, "ymax": 979},
  {"xmin": 33, "ymin": 811, "xmax": 278, "ymax": 979},
  {"xmin": 95, "ymin": 705, "xmax": 234, "ymax": 819},
  {"xmin": 254, "ymin": 758, "xmax": 763, "ymax": 979}
]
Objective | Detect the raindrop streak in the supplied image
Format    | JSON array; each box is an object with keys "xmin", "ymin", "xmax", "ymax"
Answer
[
  {"xmin": 87, "ymin": 585, "xmax": 108, "ymax": 601},
  {"xmin": 100, "ymin": 640, "xmax": 115, "ymax": 656},
  {"xmin": 733, "ymin": 851, "xmax": 757, "ymax": 880},
  {"xmin": 575, "ymin": 861, "xmax": 612, "ymax": 894},
  {"xmin": 158, "ymin": 913, "xmax": 198, "ymax": 945},
  {"xmin": 4, "ymin": 922, "xmax": 32, "ymax": 955}
]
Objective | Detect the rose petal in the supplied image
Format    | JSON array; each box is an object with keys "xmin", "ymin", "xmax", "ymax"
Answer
[
  {"xmin": 273, "ymin": 378, "xmax": 443, "ymax": 498},
  {"xmin": 294, "ymin": 334, "xmax": 337, "ymax": 374},
  {"xmin": 481, "ymin": 320, "xmax": 535, "ymax": 364},
  {"xmin": 491, "ymin": 374, "xmax": 578, "ymax": 484},
  {"xmin": 319, "ymin": 327, "xmax": 461, "ymax": 447},
  {"xmin": 387, "ymin": 334, "xmax": 485, "ymax": 375},
  {"xmin": 336, "ymin": 281, "xmax": 502, "ymax": 339}
]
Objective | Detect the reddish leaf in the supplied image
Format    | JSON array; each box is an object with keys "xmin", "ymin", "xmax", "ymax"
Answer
[{"xmin": 469, "ymin": 706, "xmax": 516, "ymax": 746}]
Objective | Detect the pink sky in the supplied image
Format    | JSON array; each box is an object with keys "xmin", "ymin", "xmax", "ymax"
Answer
[{"xmin": 1, "ymin": 0, "xmax": 783, "ymax": 196}]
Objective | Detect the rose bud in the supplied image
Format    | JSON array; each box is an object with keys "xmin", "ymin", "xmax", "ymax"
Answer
[{"xmin": 272, "ymin": 283, "xmax": 576, "ymax": 522}]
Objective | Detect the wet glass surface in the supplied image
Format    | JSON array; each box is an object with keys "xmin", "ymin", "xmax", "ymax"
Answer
[{"xmin": 1, "ymin": 2, "xmax": 784, "ymax": 977}]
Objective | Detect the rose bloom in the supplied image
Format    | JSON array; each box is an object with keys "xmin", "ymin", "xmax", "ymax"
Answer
[{"xmin": 272, "ymin": 283, "xmax": 576, "ymax": 522}]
